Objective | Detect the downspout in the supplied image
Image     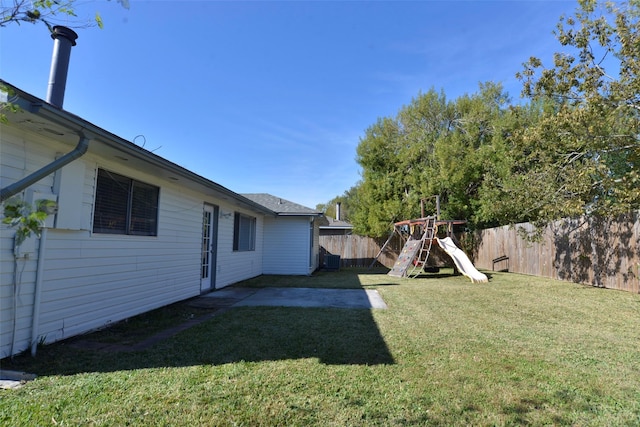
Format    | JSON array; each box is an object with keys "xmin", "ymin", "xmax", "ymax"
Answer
[
  {"xmin": 0, "ymin": 135, "xmax": 90, "ymax": 202},
  {"xmin": 30, "ymin": 227, "xmax": 47, "ymax": 357}
]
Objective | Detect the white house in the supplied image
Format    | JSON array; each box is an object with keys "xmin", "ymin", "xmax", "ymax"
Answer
[
  {"xmin": 243, "ymin": 194, "xmax": 321, "ymax": 276},
  {"xmin": 0, "ymin": 79, "xmax": 321, "ymax": 358}
]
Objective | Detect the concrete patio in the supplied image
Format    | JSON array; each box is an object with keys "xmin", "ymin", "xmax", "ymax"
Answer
[{"xmin": 199, "ymin": 287, "xmax": 388, "ymax": 310}]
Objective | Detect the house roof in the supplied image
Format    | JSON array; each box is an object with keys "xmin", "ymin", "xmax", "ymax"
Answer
[
  {"xmin": 318, "ymin": 217, "xmax": 354, "ymax": 229},
  {"xmin": 242, "ymin": 193, "xmax": 322, "ymax": 216},
  {"xmin": 1, "ymin": 81, "xmax": 275, "ymax": 216}
]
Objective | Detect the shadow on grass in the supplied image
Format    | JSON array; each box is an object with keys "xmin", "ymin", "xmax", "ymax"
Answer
[
  {"xmin": 4, "ymin": 270, "xmax": 396, "ymax": 376},
  {"xmin": 168, "ymin": 307, "xmax": 395, "ymax": 366},
  {"xmin": 410, "ymin": 270, "xmax": 494, "ymax": 281},
  {"xmin": 5, "ymin": 307, "xmax": 395, "ymax": 377},
  {"xmin": 410, "ymin": 272, "xmax": 460, "ymax": 280}
]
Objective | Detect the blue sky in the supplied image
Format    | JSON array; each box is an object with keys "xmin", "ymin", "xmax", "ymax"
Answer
[{"xmin": 1, "ymin": 0, "xmax": 579, "ymax": 209}]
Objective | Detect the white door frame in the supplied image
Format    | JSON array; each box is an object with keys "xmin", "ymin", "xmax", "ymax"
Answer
[{"xmin": 200, "ymin": 204, "xmax": 219, "ymax": 292}]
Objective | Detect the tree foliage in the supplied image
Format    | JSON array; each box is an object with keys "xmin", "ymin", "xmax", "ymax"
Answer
[
  {"xmin": 0, "ymin": 0, "xmax": 129, "ymax": 30},
  {"xmin": 0, "ymin": 0, "xmax": 129, "ymax": 123},
  {"xmin": 510, "ymin": 0, "xmax": 640, "ymax": 223},
  {"xmin": 316, "ymin": 185, "xmax": 359, "ymax": 222},
  {"xmin": 2, "ymin": 197, "xmax": 56, "ymax": 247},
  {"xmin": 320, "ymin": 0, "xmax": 640, "ymax": 237},
  {"xmin": 351, "ymin": 84, "xmax": 516, "ymax": 237}
]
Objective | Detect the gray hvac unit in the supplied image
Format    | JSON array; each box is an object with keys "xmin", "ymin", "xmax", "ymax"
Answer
[{"xmin": 326, "ymin": 255, "xmax": 341, "ymax": 270}]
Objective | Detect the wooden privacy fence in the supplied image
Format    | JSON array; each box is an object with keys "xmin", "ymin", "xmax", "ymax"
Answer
[
  {"xmin": 319, "ymin": 234, "xmax": 402, "ymax": 268},
  {"xmin": 319, "ymin": 233, "xmax": 454, "ymax": 269},
  {"xmin": 473, "ymin": 212, "xmax": 640, "ymax": 293},
  {"xmin": 320, "ymin": 212, "xmax": 639, "ymax": 293}
]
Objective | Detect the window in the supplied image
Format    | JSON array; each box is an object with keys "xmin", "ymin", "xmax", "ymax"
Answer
[
  {"xmin": 93, "ymin": 169, "xmax": 159, "ymax": 236},
  {"xmin": 233, "ymin": 212, "xmax": 256, "ymax": 251}
]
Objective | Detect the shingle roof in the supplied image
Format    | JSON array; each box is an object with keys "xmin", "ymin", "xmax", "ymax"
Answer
[
  {"xmin": 319, "ymin": 217, "xmax": 353, "ymax": 229},
  {"xmin": 242, "ymin": 193, "xmax": 322, "ymax": 216}
]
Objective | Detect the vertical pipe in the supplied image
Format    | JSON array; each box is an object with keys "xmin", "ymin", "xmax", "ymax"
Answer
[
  {"xmin": 31, "ymin": 228, "xmax": 48, "ymax": 357},
  {"xmin": 435, "ymin": 195, "xmax": 441, "ymax": 220},
  {"xmin": 46, "ymin": 26, "xmax": 78, "ymax": 108}
]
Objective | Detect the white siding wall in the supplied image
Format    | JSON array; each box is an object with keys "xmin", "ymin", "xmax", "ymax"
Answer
[
  {"xmin": 312, "ymin": 219, "xmax": 320, "ymax": 272},
  {"xmin": 214, "ymin": 207, "xmax": 264, "ymax": 288},
  {"xmin": 262, "ymin": 216, "xmax": 314, "ymax": 275},
  {"xmin": 1, "ymin": 126, "xmax": 66, "ymax": 358},
  {"xmin": 36, "ymin": 158, "xmax": 205, "ymax": 344},
  {"xmin": 1, "ymin": 124, "xmax": 265, "ymax": 357}
]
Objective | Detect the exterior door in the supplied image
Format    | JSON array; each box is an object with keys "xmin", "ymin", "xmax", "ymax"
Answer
[{"xmin": 201, "ymin": 204, "xmax": 219, "ymax": 292}]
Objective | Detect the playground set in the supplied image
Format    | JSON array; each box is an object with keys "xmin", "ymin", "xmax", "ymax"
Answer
[{"xmin": 371, "ymin": 198, "xmax": 488, "ymax": 283}]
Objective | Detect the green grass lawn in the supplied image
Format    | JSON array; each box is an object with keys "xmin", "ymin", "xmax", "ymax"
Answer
[{"xmin": 2, "ymin": 269, "xmax": 640, "ymax": 426}]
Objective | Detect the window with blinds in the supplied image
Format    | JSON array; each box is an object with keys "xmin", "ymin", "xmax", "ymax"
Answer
[
  {"xmin": 233, "ymin": 212, "xmax": 256, "ymax": 251},
  {"xmin": 93, "ymin": 169, "xmax": 159, "ymax": 236}
]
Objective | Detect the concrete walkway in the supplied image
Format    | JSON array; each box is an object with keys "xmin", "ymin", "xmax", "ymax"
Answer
[
  {"xmin": 200, "ymin": 287, "xmax": 388, "ymax": 309},
  {"xmin": 0, "ymin": 370, "xmax": 36, "ymax": 390}
]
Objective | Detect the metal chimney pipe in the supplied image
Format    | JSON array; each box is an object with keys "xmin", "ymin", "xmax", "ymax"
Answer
[
  {"xmin": 46, "ymin": 26, "xmax": 78, "ymax": 108},
  {"xmin": 336, "ymin": 202, "xmax": 341, "ymax": 221}
]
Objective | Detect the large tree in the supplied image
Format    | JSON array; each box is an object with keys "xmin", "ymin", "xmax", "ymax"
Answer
[
  {"xmin": 324, "ymin": 0, "xmax": 640, "ymax": 236},
  {"xmin": 430, "ymin": 82, "xmax": 514, "ymax": 226},
  {"xmin": 508, "ymin": 0, "xmax": 640, "ymax": 222},
  {"xmin": 353, "ymin": 89, "xmax": 453, "ymax": 237},
  {"xmin": 352, "ymin": 84, "xmax": 515, "ymax": 237}
]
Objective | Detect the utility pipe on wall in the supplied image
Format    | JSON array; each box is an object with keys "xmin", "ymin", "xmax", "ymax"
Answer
[
  {"xmin": 30, "ymin": 228, "xmax": 48, "ymax": 357},
  {"xmin": 46, "ymin": 26, "xmax": 78, "ymax": 109}
]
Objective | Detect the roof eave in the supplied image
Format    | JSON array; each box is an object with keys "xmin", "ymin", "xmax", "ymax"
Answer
[
  {"xmin": 276, "ymin": 213, "xmax": 324, "ymax": 217},
  {"xmin": 3, "ymin": 81, "xmax": 275, "ymax": 216}
]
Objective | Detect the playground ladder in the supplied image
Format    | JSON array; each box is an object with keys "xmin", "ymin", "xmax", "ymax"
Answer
[{"xmin": 406, "ymin": 217, "xmax": 436, "ymax": 278}]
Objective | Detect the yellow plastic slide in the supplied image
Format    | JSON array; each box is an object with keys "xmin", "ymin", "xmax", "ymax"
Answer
[{"xmin": 436, "ymin": 237, "xmax": 488, "ymax": 283}]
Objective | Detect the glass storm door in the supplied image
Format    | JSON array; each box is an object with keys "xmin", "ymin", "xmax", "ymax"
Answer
[{"xmin": 201, "ymin": 204, "xmax": 219, "ymax": 291}]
